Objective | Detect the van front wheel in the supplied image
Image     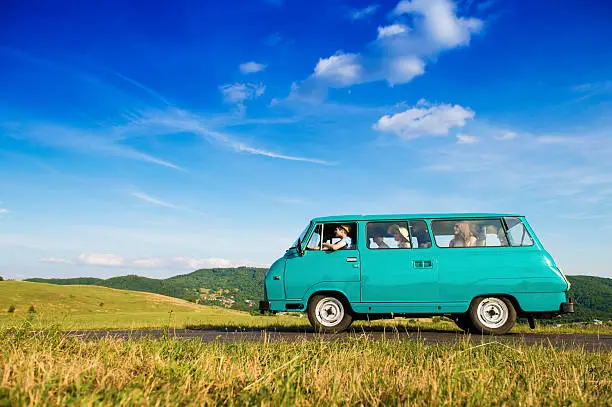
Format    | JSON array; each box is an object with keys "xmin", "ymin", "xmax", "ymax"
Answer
[
  {"xmin": 307, "ymin": 294, "xmax": 353, "ymax": 333},
  {"xmin": 468, "ymin": 296, "xmax": 516, "ymax": 335}
]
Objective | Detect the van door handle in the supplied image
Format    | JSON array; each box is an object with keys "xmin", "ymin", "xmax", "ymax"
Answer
[
  {"xmin": 413, "ymin": 260, "xmax": 433, "ymax": 269},
  {"xmin": 346, "ymin": 257, "xmax": 358, "ymax": 263}
]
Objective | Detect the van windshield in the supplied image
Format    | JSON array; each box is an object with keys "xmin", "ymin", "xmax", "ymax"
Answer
[{"xmin": 290, "ymin": 223, "xmax": 311, "ymax": 249}]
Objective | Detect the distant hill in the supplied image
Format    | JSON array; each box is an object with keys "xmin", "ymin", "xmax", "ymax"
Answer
[
  {"xmin": 27, "ymin": 267, "xmax": 266, "ymax": 311},
  {"xmin": 0, "ymin": 280, "xmax": 205, "ymax": 315},
  {"xmin": 566, "ymin": 275, "xmax": 612, "ymax": 321},
  {"xmin": 25, "ymin": 270, "xmax": 612, "ymax": 320}
]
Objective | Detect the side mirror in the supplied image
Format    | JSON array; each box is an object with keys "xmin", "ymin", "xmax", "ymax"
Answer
[{"xmin": 296, "ymin": 238, "xmax": 304, "ymax": 256}]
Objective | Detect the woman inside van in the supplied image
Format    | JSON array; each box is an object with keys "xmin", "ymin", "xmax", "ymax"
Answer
[
  {"xmin": 449, "ymin": 221, "xmax": 477, "ymax": 247},
  {"xmin": 388, "ymin": 224, "xmax": 411, "ymax": 248}
]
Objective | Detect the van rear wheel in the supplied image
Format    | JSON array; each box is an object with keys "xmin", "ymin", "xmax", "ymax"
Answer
[
  {"xmin": 468, "ymin": 296, "xmax": 517, "ymax": 335},
  {"xmin": 307, "ymin": 294, "xmax": 353, "ymax": 333}
]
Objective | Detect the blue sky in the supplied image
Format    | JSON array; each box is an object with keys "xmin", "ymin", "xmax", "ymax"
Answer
[{"xmin": 1, "ymin": 0, "xmax": 611, "ymax": 279}]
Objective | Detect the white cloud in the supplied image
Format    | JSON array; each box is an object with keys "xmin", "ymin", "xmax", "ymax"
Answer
[
  {"xmin": 239, "ymin": 61, "xmax": 267, "ymax": 74},
  {"xmin": 0, "ymin": 208, "xmax": 8, "ymax": 214},
  {"xmin": 219, "ymin": 82, "xmax": 266, "ymax": 105},
  {"xmin": 39, "ymin": 254, "xmax": 268, "ymax": 270},
  {"xmin": 292, "ymin": 0, "xmax": 483, "ymax": 97},
  {"xmin": 313, "ymin": 52, "xmax": 364, "ymax": 86},
  {"xmin": 131, "ymin": 192, "xmax": 179, "ymax": 209},
  {"xmin": 386, "ymin": 57, "xmax": 426, "ymax": 85},
  {"xmin": 496, "ymin": 131, "xmax": 517, "ymax": 141},
  {"xmin": 77, "ymin": 253, "xmax": 125, "ymax": 267},
  {"xmin": 377, "ymin": 24, "xmax": 410, "ymax": 39},
  {"xmin": 40, "ymin": 257, "xmax": 73, "ymax": 265},
  {"xmin": 349, "ymin": 4, "xmax": 380, "ymax": 20},
  {"xmin": 456, "ymin": 133, "xmax": 478, "ymax": 144},
  {"xmin": 373, "ymin": 100, "xmax": 475, "ymax": 140},
  {"xmin": 393, "ymin": 0, "xmax": 483, "ymax": 47}
]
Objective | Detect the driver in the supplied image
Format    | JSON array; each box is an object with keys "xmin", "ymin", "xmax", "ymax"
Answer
[{"xmin": 309, "ymin": 224, "xmax": 352, "ymax": 251}]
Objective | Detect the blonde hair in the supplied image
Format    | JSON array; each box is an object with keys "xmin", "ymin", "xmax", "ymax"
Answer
[{"xmin": 456, "ymin": 222, "xmax": 473, "ymax": 246}]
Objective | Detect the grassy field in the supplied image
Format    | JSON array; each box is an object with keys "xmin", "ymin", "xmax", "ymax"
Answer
[
  {"xmin": 0, "ymin": 328, "xmax": 610, "ymax": 406},
  {"xmin": 0, "ymin": 281, "xmax": 298, "ymax": 330},
  {"xmin": 2, "ymin": 281, "xmax": 612, "ymax": 334},
  {"xmin": 1, "ymin": 281, "xmax": 611, "ymax": 405}
]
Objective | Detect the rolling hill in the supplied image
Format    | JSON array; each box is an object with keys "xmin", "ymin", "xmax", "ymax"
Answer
[
  {"xmin": 0, "ymin": 280, "xmax": 203, "ymax": 314},
  {"xmin": 27, "ymin": 267, "xmax": 266, "ymax": 311},
  {"xmin": 0, "ymin": 280, "xmax": 249, "ymax": 330},
  {"xmin": 23, "ymin": 270, "xmax": 612, "ymax": 321}
]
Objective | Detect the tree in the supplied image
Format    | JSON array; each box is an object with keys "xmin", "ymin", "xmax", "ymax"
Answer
[{"xmin": 0, "ymin": 276, "xmax": 4, "ymax": 281}]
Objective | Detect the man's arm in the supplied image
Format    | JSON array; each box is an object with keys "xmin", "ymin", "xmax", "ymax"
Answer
[{"xmin": 322, "ymin": 240, "xmax": 348, "ymax": 251}]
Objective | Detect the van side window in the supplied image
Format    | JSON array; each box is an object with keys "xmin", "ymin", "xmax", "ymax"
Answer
[
  {"xmin": 504, "ymin": 217, "xmax": 534, "ymax": 247},
  {"xmin": 409, "ymin": 220, "xmax": 432, "ymax": 248},
  {"xmin": 366, "ymin": 221, "xmax": 411, "ymax": 249},
  {"xmin": 308, "ymin": 222, "xmax": 357, "ymax": 250},
  {"xmin": 432, "ymin": 219, "xmax": 509, "ymax": 248}
]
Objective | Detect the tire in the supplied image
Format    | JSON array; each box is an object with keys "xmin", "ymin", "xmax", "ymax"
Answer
[
  {"xmin": 454, "ymin": 314, "xmax": 472, "ymax": 332},
  {"xmin": 468, "ymin": 296, "xmax": 517, "ymax": 335},
  {"xmin": 307, "ymin": 294, "xmax": 353, "ymax": 333}
]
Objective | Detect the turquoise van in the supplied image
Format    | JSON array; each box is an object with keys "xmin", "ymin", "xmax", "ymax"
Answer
[{"xmin": 259, "ymin": 214, "xmax": 574, "ymax": 334}]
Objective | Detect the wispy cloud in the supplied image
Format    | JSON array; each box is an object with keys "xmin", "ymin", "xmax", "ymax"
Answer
[
  {"xmin": 40, "ymin": 254, "xmax": 269, "ymax": 270},
  {"xmin": 456, "ymin": 133, "xmax": 478, "ymax": 144},
  {"xmin": 131, "ymin": 192, "xmax": 180, "ymax": 209},
  {"xmin": 570, "ymin": 81, "xmax": 612, "ymax": 104},
  {"xmin": 239, "ymin": 61, "xmax": 267, "ymax": 74},
  {"xmin": 495, "ymin": 131, "xmax": 517, "ymax": 141},
  {"xmin": 535, "ymin": 136, "xmax": 582, "ymax": 144},
  {"xmin": 1, "ymin": 48, "xmax": 328, "ymax": 167},
  {"xmin": 349, "ymin": 4, "xmax": 380, "ymax": 20},
  {"xmin": 219, "ymin": 82, "xmax": 266, "ymax": 108},
  {"xmin": 1, "ymin": 122, "xmax": 185, "ymax": 171},
  {"xmin": 134, "ymin": 108, "xmax": 333, "ymax": 165},
  {"xmin": 39, "ymin": 257, "xmax": 73, "ymax": 265},
  {"xmin": 0, "ymin": 208, "xmax": 9, "ymax": 215}
]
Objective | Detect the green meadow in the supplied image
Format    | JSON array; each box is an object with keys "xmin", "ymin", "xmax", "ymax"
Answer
[
  {"xmin": 1, "ymin": 280, "xmax": 611, "ymax": 406},
  {"xmin": 1, "ymin": 280, "xmax": 611, "ymax": 334}
]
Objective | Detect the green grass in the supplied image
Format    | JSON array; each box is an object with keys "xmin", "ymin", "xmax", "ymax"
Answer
[
  {"xmin": 1, "ymin": 281, "xmax": 611, "ymax": 405},
  {"xmin": 0, "ymin": 328, "xmax": 610, "ymax": 406},
  {"xmin": 0, "ymin": 281, "xmax": 300, "ymax": 330},
  {"xmin": 2, "ymin": 281, "xmax": 611, "ymax": 334}
]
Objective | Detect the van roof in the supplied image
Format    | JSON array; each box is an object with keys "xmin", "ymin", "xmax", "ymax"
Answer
[{"xmin": 311, "ymin": 213, "xmax": 523, "ymax": 222}]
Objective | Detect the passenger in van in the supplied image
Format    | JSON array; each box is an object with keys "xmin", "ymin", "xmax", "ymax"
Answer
[
  {"xmin": 388, "ymin": 224, "xmax": 411, "ymax": 248},
  {"xmin": 371, "ymin": 229, "xmax": 389, "ymax": 249},
  {"xmin": 449, "ymin": 221, "xmax": 477, "ymax": 247},
  {"xmin": 309, "ymin": 225, "xmax": 352, "ymax": 251}
]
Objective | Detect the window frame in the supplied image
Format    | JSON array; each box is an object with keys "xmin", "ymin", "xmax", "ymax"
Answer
[
  {"xmin": 431, "ymin": 218, "xmax": 511, "ymax": 249},
  {"xmin": 305, "ymin": 221, "xmax": 358, "ymax": 251},
  {"xmin": 365, "ymin": 219, "xmax": 432, "ymax": 250},
  {"xmin": 502, "ymin": 217, "xmax": 535, "ymax": 247}
]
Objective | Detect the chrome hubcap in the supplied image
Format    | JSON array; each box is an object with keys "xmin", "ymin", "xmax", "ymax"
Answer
[
  {"xmin": 315, "ymin": 297, "xmax": 344, "ymax": 327},
  {"xmin": 476, "ymin": 297, "xmax": 508, "ymax": 329}
]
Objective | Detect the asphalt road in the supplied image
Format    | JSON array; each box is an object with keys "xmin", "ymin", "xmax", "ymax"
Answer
[{"xmin": 68, "ymin": 328, "xmax": 612, "ymax": 351}]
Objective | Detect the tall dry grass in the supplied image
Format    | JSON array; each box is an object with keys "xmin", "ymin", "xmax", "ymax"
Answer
[{"xmin": 1, "ymin": 326, "xmax": 610, "ymax": 406}]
